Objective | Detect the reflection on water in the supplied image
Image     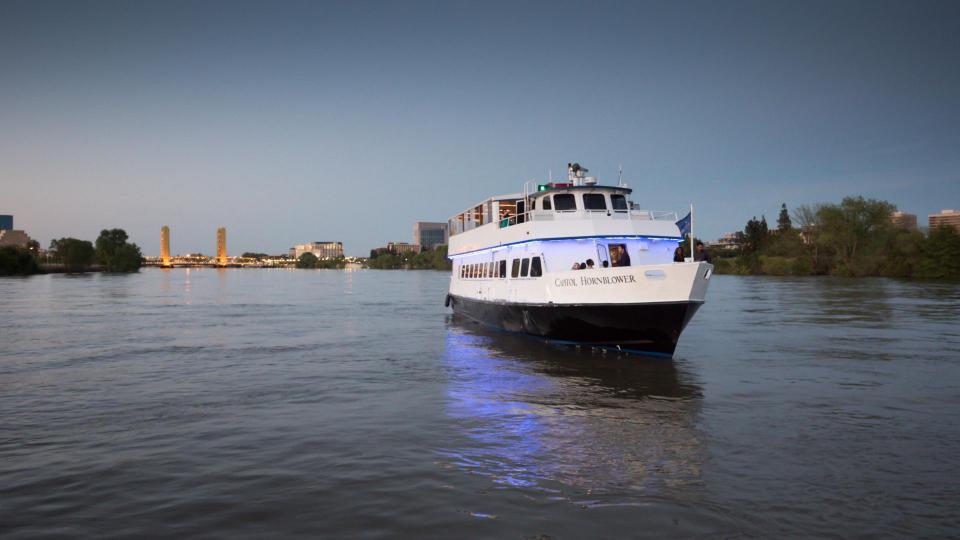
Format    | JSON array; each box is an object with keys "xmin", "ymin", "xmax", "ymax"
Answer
[{"xmin": 440, "ymin": 321, "xmax": 705, "ymax": 502}]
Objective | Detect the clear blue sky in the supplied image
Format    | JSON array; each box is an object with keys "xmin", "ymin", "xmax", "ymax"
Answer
[{"xmin": 2, "ymin": 0, "xmax": 958, "ymax": 256}]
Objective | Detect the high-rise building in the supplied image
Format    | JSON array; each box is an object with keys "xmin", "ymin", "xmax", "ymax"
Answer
[
  {"xmin": 891, "ymin": 211, "xmax": 918, "ymax": 231},
  {"xmin": 413, "ymin": 222, "xmax": 448, "ymax": 251},
  {"xmin": 0, "ymin": 215, "xmax": 12, "ymax": 230},
  {"xmin": 929, "ymin": 209, "xmax": 960, "ymax": 231},
  {"xmin": 217, "ymin": 227, "xmax": 227, "ymax": 265},
  {"xmin": 293, "ymin": 241, "xmax": 344, "ymax": 259},
  {"xmin": 160, "ymin": 226, "xmax": 171, "ymax": 266}
]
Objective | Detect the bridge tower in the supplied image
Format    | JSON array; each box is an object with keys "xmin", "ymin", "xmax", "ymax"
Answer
[
  {"xmin": 160, "ymin": 226, "xmax": 171, "ymax": 267},
  {"xmin": 217, "ymin": 227, "xmax": 227, "ymax": 266}
]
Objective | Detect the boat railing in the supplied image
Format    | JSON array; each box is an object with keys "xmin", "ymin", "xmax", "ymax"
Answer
[
  {"xmin": 629, "ymin": 209, "xmax": 678, "ymax": 221},
  {"xmin": 492, "ymin": 208, "xmax": 678, "ymax": 228}
]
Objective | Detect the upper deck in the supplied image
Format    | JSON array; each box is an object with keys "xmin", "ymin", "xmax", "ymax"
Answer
[{"xmin": 447, "ymin": 183, "xmax": 682, "ymax": 256}]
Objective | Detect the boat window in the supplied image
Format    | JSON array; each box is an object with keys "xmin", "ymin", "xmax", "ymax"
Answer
[
  {"xmin": 530, "ymin": 256, "xmax": 542, "ymax": 277},
  {"xmin": 596, "ymin": 244, "xmax": 610, "ymax": 267},
  {"xmin": 511, "ymin": 258, "xmax": 521, "ymax": 278},
  {"xmin": 520, "ymin": 258, "xmax": 530, "ymax": 277},
  {"xmin": 471, "ymin": 264, "xmax": 477, "ymax": 278},
  {"xmin": 468, "ymin": 264, "xmax": 473, "ymax": 278},
  {"xmin": 530, "ymin": 198, "xmax": 536, "ymax": 210},
  {"xmin": 583, "ymin": 193, "xmax": 607, "ymax": 210},
  {"xmin": 611, "ymin": 194, "xmax": 628, "ymax": 211},
  {"xmin": 554, "ymin": 193, "xmax": 576, "ymax": 211},
  {"xmin": 499, "ymin": 260, "xmax": 507, "ymax": 278},
  {"xmin": 461, "ymin": 265, "xmax": 466, "ymax": 278},
  {"xmin": 488, "ymin": 261, "xmax": 495, "ymax": 277},
  {"xmin": 542, "ymin": 196, "xmax": 552, "ymax": 210}
]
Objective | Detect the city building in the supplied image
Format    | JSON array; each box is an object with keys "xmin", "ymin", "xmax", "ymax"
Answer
[
  {"xmin": 387, "ymin": 242, "xmax": 421, "ymax": 255},
  {"xmin": 160, "ymin": 226, "xmax": 171, "ymax": 266},
  {"xmin": 0, "ymin": 215, "xmax": 34, "ymax": 248},
  {"xmin": 292, "ymin": 241, "xmax": 344, "ymax": 260},
  {"xmin": 929, "ymin": 209, "xmax": 960, "ymax": 231},
  {"xmin": 217, "ymin": 227, "xmax": 227, "ymax": 265},
  {"xmin": 0, "ymin": 229, "xmax": 32, "ymax": 248},
  {"xmin": 370, "ymin": 242, "xmax": 421, "ymax": 258},
  {"xmin": 413, "ymin": 222, "xmax": 448, "ymax": 251},
  {"xmin": 710, "ymin": 232, "xmax": 743, "ymax": 251},
  {"xmin": 891, "ymin": 211, "xmax": 918, "ymax": 231}
]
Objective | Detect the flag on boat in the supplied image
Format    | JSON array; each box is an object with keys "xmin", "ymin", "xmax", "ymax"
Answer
[{"xmin": 676, "ymin": 211, "xmax": 691, "ymax": 237}]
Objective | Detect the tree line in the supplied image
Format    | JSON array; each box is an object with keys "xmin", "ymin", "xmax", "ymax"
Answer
[
  {"xmin": 712, "ymin": 196, "xmax": 960, "ymax": 280},
  {"xmin": 295, "ymin": 253, "xmax": 347, "ymax": 269},
  {"xmin": 0, "ymin": 229, "xmax": 143, "ymax": 276},
  {"xmin": 365, "ymin": 245, "xmax": 452, "ymax": 270}
]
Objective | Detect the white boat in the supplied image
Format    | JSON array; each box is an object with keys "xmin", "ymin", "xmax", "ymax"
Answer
[{"xmin": 444, "ymin": 163, "xmax": 713, "ymax": 357}]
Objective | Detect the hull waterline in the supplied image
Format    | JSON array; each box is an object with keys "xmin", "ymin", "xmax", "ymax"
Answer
[{"xmin": 448, "ymin": 294, "xmax": 702, "ymax": 356}]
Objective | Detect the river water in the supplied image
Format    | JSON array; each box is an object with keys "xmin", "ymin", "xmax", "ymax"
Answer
[{"xmin": 1, "ymin": 269, "xmax": 958, "ymax": 538}]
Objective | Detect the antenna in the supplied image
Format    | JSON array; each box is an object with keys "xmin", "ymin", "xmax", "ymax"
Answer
[{"xmin": 618, "ymin": 164, "xmax": 623, "ymax": 186}]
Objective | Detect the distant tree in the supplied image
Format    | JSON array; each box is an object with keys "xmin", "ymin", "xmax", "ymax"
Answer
[
  {"xmin": 50, "ymin": 238, "xmax": 95, "ymax": 272},
  {"xmin": 242, "ymin": 252, "xmax": 270, "ymax": 259},
  {"xmin": 743, "ymin": 216, "xmax": 770, "ymax": 253},
  {"xmin": 777, "ymin": 203, "xmax": 792, "ymax": 232},
  {"xmin": 411, "ymin": 245, "xmax": 452, "ymax": 270},
  {"xmin": 297, "ymin": 252, "xmax": 318, "ymax": 268},
  {"xmin": 815, "ymin": 197, "xmax": 896, "ymax": 275},
  {"xmin": 315, "ymin": 256, "xmax": 346, "ymax": 269},
  {"xmin": 95, "ymin": 229, "xmax": 142, "ymax": 272},
  {"xmin": 0, "ymin": 246, "xmax": 40, "ymax": 276},
  {"xmin": 916, "ymin": 226, "xmax": 960, "ymax": 280}
]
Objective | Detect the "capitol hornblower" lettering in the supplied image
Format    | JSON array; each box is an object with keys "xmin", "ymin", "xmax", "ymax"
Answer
[{"xmin": 579, "ymin": 274, "xmax": 637, "ymax": 286}]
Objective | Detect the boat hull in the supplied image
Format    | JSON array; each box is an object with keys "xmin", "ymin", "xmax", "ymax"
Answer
[{"xmin": 448, "ymin": 294, "xmax": 702, "ymax": 356}]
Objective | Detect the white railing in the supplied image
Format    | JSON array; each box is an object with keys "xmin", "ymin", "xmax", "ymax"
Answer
[
  {"xmin": 451, "ymin": 208, "xmax": 679, "ymax": 235},
  {"xmin": 630, "ymin": 210, "xmax": 678, "ymax": 221}
]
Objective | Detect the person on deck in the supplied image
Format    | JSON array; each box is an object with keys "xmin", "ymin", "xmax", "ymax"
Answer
[
  {"xmin": 611, "ymin": 245, "xmax": 631, "ymax": 267},
  {"xmin": 694, "ymin": 241, "xmax": 713, "ymax": 263},
  {"xmin": 673, "ymin": 244, "xmax": 685, "ymax": 263},
  {"xmin": 586, "ymin": 259, "xmax": 595, "ymax": 269}
]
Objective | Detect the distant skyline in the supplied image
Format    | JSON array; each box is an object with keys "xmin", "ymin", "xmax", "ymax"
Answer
[{"xmin": 2, "ymin": 0, "xmax": 959, "ymax": 256}]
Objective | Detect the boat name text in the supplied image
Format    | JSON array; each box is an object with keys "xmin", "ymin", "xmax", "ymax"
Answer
[{"xmin": 554, "ymin": 275, "xmax": 637, "ymax": 287}]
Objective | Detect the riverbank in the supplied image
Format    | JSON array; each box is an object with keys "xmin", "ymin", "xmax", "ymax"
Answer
[{"xmin": 709, "ymin": 198, "xmax": 960, "ymax": 281}]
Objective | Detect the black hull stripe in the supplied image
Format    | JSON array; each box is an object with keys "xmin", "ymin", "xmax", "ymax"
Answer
[{"xmin": 448, "ymin": 294, "xmax": 701, "ymax": 356}]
